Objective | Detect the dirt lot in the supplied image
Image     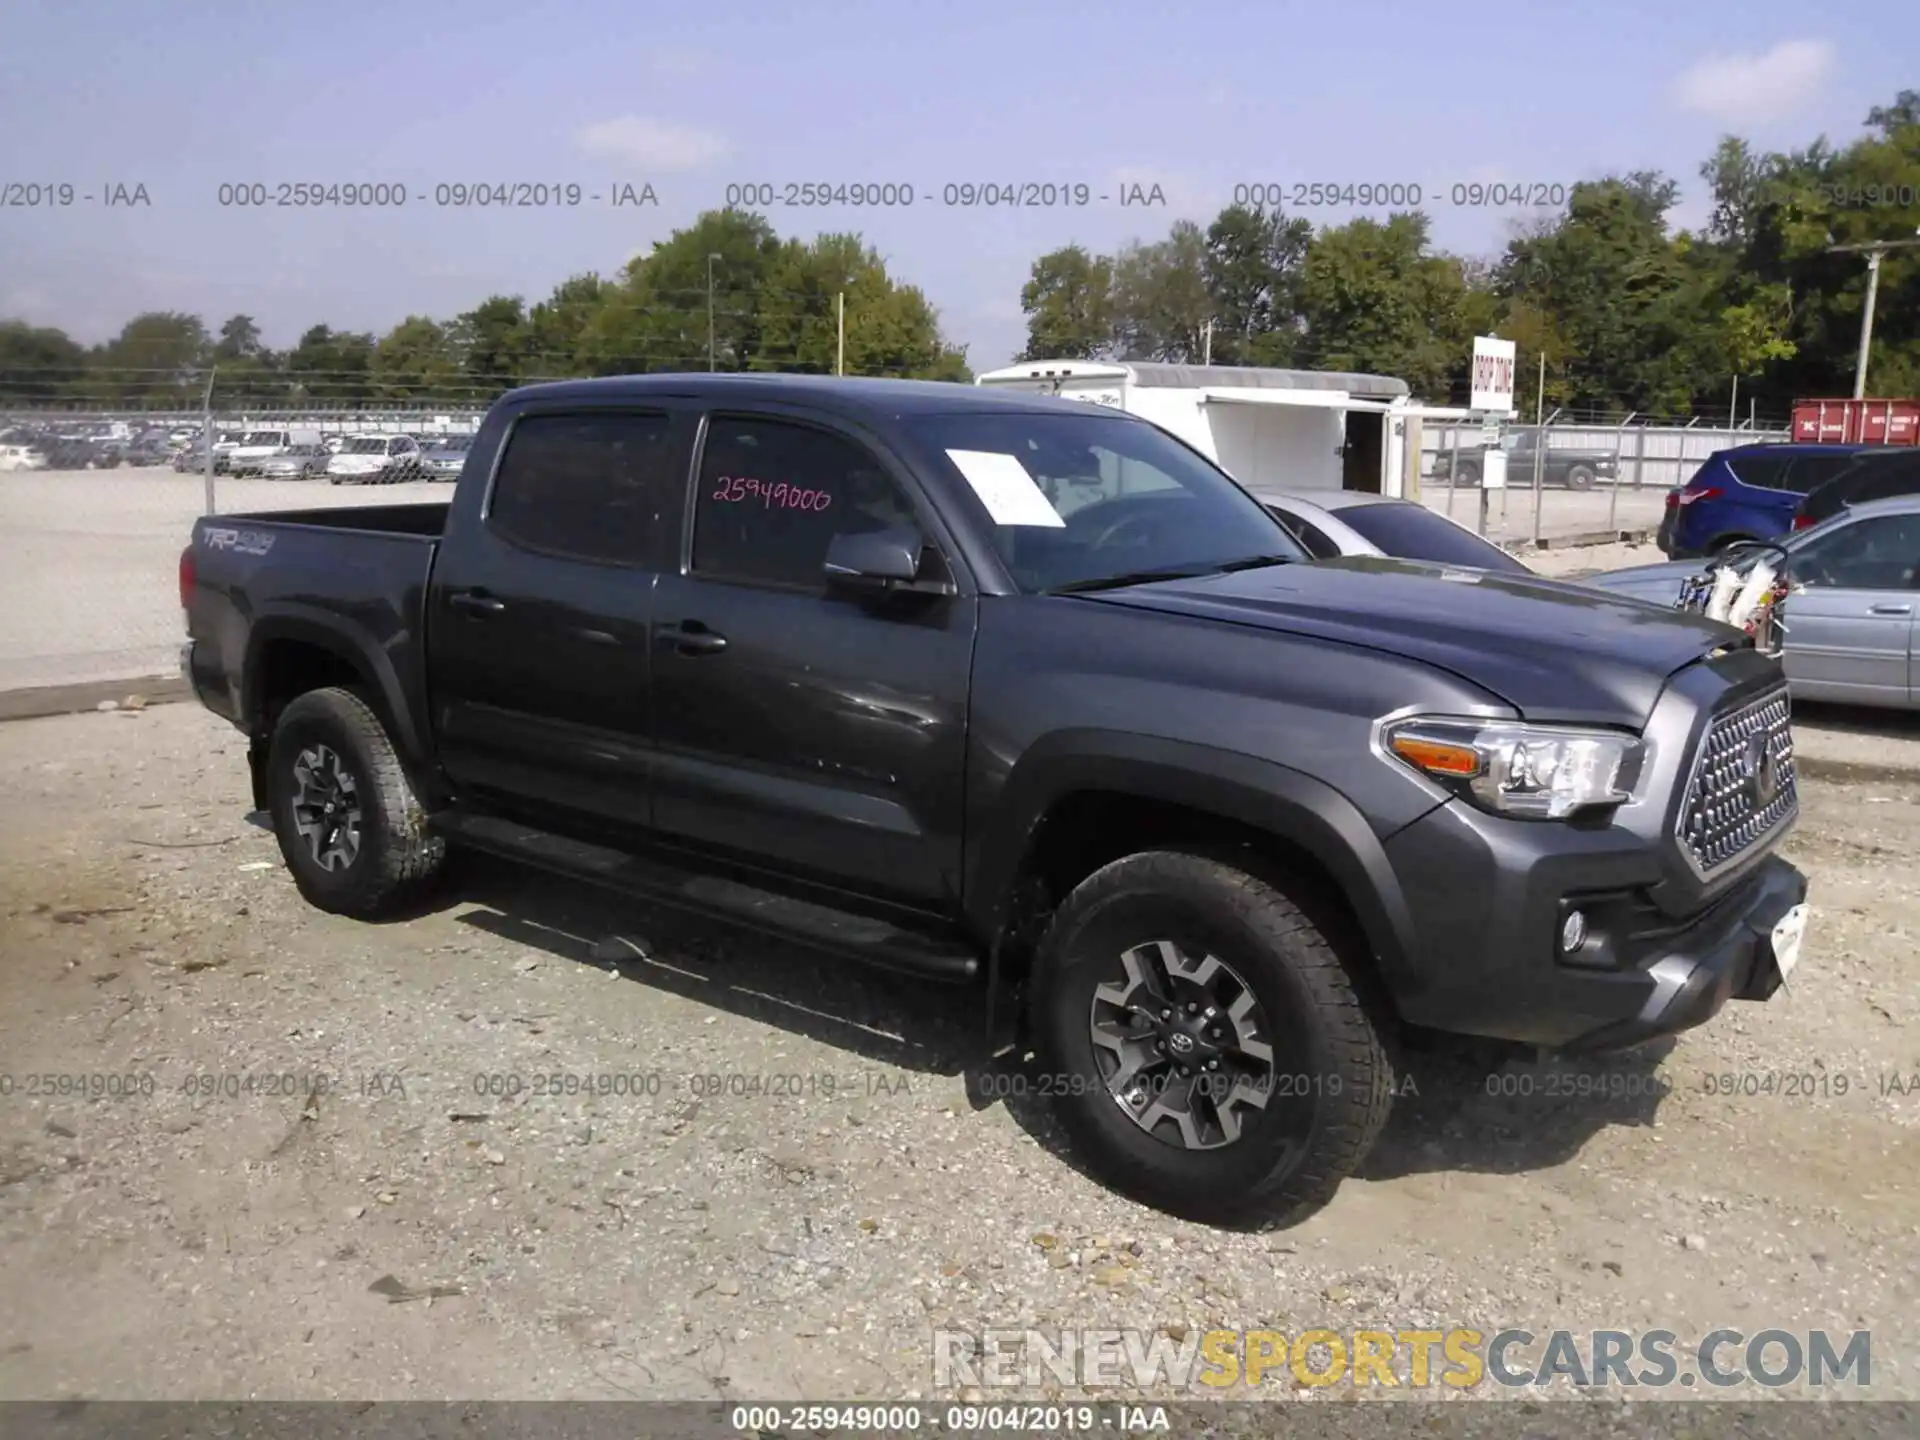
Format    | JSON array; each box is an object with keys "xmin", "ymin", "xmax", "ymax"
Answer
[{"xmin": 1, "ymin": 702, "xmax": 1917, "ymax": 1407}]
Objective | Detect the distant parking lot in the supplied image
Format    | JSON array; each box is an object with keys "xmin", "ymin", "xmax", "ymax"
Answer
[{"xmin": 1, "ymin": 469, "xmax": 1667, "ymax": 694}]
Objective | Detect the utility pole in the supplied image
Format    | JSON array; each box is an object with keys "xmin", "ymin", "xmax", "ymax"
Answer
[
  {"xmin": 201, "ymin": 366, "xmax": 218, "ymax": 515},
  {"xmin": 1828, "ymin": 233, "xmax": 1920, "ymax": 398},
  {"xmin": 706, "ymin": 254, "xmax": 722, "ymax": 371},
  {"xmin": 836, "ymin": 292, "xmax": 845, "ymax": 376},
  {"xmin": 1202, "ymin": 321, "xmax": 1213, "ymax": 366}
]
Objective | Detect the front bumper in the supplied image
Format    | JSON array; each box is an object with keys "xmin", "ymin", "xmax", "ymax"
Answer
[{"xmin": 1382, "ymin": 795, "xmax": 1807, "ymax": 1052}]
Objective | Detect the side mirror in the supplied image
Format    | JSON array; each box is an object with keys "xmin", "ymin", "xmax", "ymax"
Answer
[{"xmin": 824, "ymin": 526, "xmax": 923, "ymax": 588}]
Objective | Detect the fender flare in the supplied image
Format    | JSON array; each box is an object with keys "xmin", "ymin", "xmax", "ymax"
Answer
[
  {"xmin": 970, "ymin": 729, "xmax": 1419, "ymax": 993},
  {"xmin": 242, "ymin": 606, "xmax": 428, "ymax": 768}
]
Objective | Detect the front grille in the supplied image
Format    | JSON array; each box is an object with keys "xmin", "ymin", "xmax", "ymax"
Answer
[{"xmin": 1675, "ymin": 686, "xmax": 1797, "ymax": 877}]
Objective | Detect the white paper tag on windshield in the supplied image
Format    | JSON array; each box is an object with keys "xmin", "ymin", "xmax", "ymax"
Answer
[{"xmin": 945, "ymin": 449, "xmax": 1066, "ymax": 527}]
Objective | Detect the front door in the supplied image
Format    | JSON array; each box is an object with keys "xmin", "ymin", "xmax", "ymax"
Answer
[
  {"xmin": 427, "ymin": 406, "xmax": 693, "ymax": 829},
  {"xmin": 1782, "ymin": 510, "xmax": 1920, "ymax": 705},
  {"xmin": 648, "ymin": 411, "xmax": 977, "ymax": 909}
]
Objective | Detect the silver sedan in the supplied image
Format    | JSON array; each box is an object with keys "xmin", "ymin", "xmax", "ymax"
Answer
[
  {"xmin": 1588, "ymin": 494, "xmax": 1920, "ymax": 710},
  {"xmin": 1247, "ymin": 488, "xmax": 1536, "ymax": 575}
]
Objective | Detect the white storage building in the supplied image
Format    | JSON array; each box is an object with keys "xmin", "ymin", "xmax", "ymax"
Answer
[{"xmin": 974, "ymin": 359, "xmax": 1421, "ymax": 498}]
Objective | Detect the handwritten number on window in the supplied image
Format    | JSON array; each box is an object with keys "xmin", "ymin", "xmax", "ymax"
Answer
[{"xmin": 709, "ymin": 475, "xmax": 832, "ymax": 511}]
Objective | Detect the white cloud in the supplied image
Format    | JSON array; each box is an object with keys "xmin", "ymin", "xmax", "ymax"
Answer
[
  {"xmin": 1672, "ymin": 39, "xmax": 1834, "ymax": 126},
  {"xmin": 575, "ymin": 116, "xmax": 731, "ymax": 172}
]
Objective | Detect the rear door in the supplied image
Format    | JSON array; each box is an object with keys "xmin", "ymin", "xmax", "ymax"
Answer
[
  {"xmin": 647, "ymin": 408, "xmax": 977, "ymax": 908},
  {"xmin": 427, "ymin": 405, "xmax": 694, "ymax": 828},
  {"xmin": 1782, "ymin": 511, "xmax": 1920, "ymax": 705}
]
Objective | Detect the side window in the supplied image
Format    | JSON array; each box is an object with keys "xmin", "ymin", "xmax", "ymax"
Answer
[
  {"xmin": 692, "ymin": 416, "xmax": 918, "ymax": 588},
  {"xmin": 1727, "ymin": 452, "xmax": 1790, "ymax": 491},
  {"xmin": 1780, "ymin": 454, "xmax": 1856, "ymax": 494},
  {"xmin": 487, "ymin": 411, "xmax": 679, "ymax": 565},
  {"xmin": 1793, "ymin": 514, "xmax": 1920, "ymax": 591}
]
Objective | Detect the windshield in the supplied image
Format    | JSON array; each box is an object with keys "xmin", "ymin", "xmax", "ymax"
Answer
[
  {"xmin": 345, "ymin": 437, "xmax": 389, "ymax": 454},
  {"xmin": 241, "ymin": 431, "xmax": 285, "ymax": 445},
  {"xmin": 1334, "ymin": 502, "xmax": 1533, "ymax": 573},
  {"xmin": 433, "ymin": 436, "xmax": 473, "ymax": 451},
  {"xmin": 908, "ymin": 411, "xmax": 1302, "ymax": 593}
]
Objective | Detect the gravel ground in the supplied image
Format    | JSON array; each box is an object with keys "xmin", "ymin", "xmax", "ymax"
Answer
[{"xmin": 1, "ymin": 703, "xmax": 1917, "ymax": 1408}]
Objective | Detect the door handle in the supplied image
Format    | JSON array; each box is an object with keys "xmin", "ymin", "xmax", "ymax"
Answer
[
  {"xmin": 1868, "ymin": 603, "xmax": 1912, "ymax": 615},
  {"xmin": 572, "ymin": 627, "xmax": 620, "ymax": 645},
  {"xmin": 659, "ymin": 621, "xmax": 728, "ymax": 655},
  {"xmin": 448, "ymin": 590, "xmax": 506, "ymax": 616}
]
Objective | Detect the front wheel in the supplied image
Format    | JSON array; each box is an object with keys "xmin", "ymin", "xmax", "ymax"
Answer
[
  {"xmin": 266, "ymin": 687, "xmax": 447, "ymax": 917},
  {"xmin": 1028, "ymin": 850, "xmax": 1395, "ymax": 1226}
]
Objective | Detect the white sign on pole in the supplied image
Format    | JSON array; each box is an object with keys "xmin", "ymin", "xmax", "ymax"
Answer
[
  {"xmin": 1470, "ymin": 336, "xmax": 1517, "ymax": 415},
  {"xmin": 1481, "ymin": 450, "xmax": 1508, "ymax": 490},
  {"xmin": 1479, "ymin": 417, "xmax": 1501, "ymax": 446}
]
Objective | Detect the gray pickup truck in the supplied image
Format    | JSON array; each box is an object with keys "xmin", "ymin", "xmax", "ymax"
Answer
[
  {"xmin": 180, "ymin": 374, "xmax": 1809, "ymax": 1225},
  {"xmin": 1432, "ymin": 428, "xmax": 1621, "ymax": 490}
]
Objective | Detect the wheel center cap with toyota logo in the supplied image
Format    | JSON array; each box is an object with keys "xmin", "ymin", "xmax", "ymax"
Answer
[{"xmin": 1167, "ymin": 1032, "xmax": 1196, "ymax": 1056}]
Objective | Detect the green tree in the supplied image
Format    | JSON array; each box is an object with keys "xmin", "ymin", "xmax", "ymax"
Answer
[
  {"xmin": 0, "ymin": 321, "xmax": 87, "ymax": 403},
  {"xmin": 526, "ymin": 273, "xmax": 609, "ymax": 379},
  {"xmin": 285, "ymin": 325, "xmax": 376, "ymax": 406},
  {"xmin": 1016, "ymin": 245, "xmax": 1114, "ymax": 361},
  {"xmin": 1296, "ymin": 212, "xmax": 1477, "ymax": 400},
  {"xmin": 372, "ymin": 316, "xmax": 463, "ymax": 402},
  {"xmin": 448, "ymin": 296, "xmax": 531, "ymax": 398},
  {"xmin": 92, "ymin": 312, "xmax": 211, "ymax": 406},
  {"xmin": 1202, "ymin": 204, "xmax": 1312, "ymax": 366},
  {"xmin": 755, "ymin": 233, "xmax": 970, "ymax": 379},
  {"xmin": 1109, "ymin": 221, "xmax": 1213, "ymax": 362}
]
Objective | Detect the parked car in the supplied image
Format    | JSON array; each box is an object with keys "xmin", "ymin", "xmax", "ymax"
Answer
[
  {"xmin": 180, "ymin": 374, "xmax": 1809, "ymax": 1224},
  {"xmin": 0, "ymin": 443, "xmax": 49, "ymax": 472},
  {"xmin": 255, "ymin": 443, "xmax": 331, "ymax": 481},
  {"xmin": 1251, "ymin": 490, "xmax": 1534, "ymax": 574},
  {"xmin": 174, "ymin": 442, "xmax": 216, "ymax": 473},
  {"xmin": 122, "ymin": 434, "xmax": 177, "ymax": 466},
  {"xmin": 1592, "ymin": 493, "xmax": 1920, "ymax": 710},
  {"xmin": 326, "ymin": 433, "xmax": 424, "ymax": 484},
  {"xmin": 228, "ymin": 427, "xmax": 325, "ymax": 476},
  {"xmin": 1793, "ymin": 447, "xmax": 1920, "ymax": 531},
  {"xmin": 1430, "ymin": 429, "xmax": 1621, "ymax": 490},
  {"xmin": 418, "ymin": 434, "xmax": 474, "ymax": 480},
  {"xmin": 1659, "ymin": 443, "xmax": 1869, "ymax": 558},
  {"xmin": 40, "ymin": 435, "xmax": 122, "ymax": 469}
]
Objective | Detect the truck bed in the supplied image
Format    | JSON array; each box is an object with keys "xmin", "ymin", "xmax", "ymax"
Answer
[{"xmin": 183, "ymin": 503, "xmax": 450, "ymax": 734}]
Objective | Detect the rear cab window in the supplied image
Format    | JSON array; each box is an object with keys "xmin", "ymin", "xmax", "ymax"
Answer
[{"xmin": 486, "ymin": 411, "xmax": 683, "ymax": 567}]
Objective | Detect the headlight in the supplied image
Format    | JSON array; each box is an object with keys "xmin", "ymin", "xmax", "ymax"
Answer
[{"xmin": 1381, "ymin": 716, "xmax": 1646, "ymax": 819}]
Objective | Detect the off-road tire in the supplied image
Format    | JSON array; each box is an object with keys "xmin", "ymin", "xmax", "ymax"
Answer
[
  {"xmin": 1566, "ymin": 464, "xmax": 1596, "ymax": 491},
  {"xmin": 266, "ymin": 686, "xmax": 446, "ymax": 917},
  {"xmin": 1029, "ymin": 850, "xmax": 1394, "ymax": 1227}
]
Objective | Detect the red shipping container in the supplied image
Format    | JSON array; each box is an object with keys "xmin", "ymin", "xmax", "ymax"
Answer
[{"xmin": 1790, "ymin": 398, "xmax": 1920, "ymax": 446}]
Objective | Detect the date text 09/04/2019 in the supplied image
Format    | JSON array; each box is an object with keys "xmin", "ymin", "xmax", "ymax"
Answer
[
  {"xmin": 727, "ymin": 1403, "xmax": 1171, "ymax": 1434},
  {"xmin": 210, "ymin": 182, "xmax": 659, "ymax": 208},
  {"xmin": 1230, "ymin": 181, "xmax": 1570, "ymax": 209},
  {"xmin": 721, "ymin": 181, "xmax": 1167, "ymax": 209}
]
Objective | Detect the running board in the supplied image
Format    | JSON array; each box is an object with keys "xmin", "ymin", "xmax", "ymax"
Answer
[{"xmin": 432, "ymin": 811, "xmax": 981, "ymax": 984}]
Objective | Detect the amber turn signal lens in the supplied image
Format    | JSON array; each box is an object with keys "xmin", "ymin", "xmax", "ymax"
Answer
[{"xmin": 1390, "ymin": 734, "xmax": 1481, "ymax": 776}]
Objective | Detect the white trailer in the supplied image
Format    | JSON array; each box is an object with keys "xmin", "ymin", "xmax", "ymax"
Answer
[{"xmin": 974, "ymin": 360, "xmax": 1418, "ymax": 498}]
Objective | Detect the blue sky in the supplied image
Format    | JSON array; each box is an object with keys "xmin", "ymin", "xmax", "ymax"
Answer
[{"xmin": 0, "ymin": 0, "xmax": 1907, "ymax": 370}]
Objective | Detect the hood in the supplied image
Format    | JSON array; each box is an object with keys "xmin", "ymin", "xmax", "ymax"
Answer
[
  {"xmin": 330, "ymin": 453, "xmax": 385, "ymax": 469},
  {"xmin": 1079, "ymin": 555, "xmax": 1741, "ymax": 726}
]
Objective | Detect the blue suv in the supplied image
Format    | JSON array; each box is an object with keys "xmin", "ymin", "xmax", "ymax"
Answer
[{"xmin": 1660, "ymin": 443, "xmax": 1868, "ymax": 557}]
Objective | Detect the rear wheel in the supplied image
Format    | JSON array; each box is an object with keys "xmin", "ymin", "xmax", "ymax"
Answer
[
  {"xmin": 1029, "ymin": 850, "xmax": 1395, "ymax": 1226},
  {"xmin": 1565, "ymin": 464, "xmax": 1596, "ymax": 491},
  {"xmin": 266, "ymin": 687, "xmax": 446, "ymax": 917},
  {"xmin": 1453, "ymin": 460, "xmax": 1481, "ymax": 487}
]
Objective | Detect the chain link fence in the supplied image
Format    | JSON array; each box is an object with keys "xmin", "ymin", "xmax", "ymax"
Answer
[{"xmin": 1416, "ymin": 417, "xmax": 1791, "ymax": 547}]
